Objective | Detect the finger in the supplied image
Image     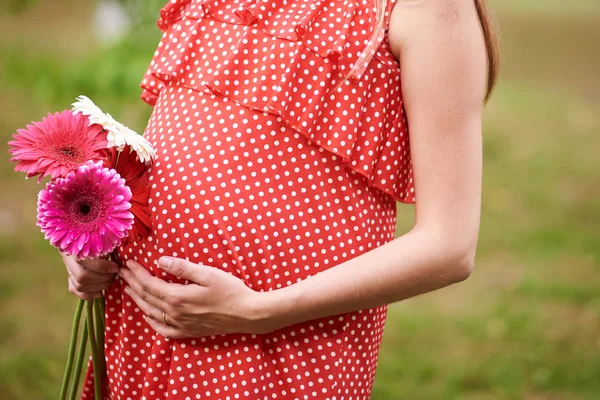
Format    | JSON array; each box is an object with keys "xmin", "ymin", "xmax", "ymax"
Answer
[
  {"xmin": 118, "ymin": 264, "xmax": 171, "ymax": 310},
  {"xmin": 64, "ymin": 255, "xmax": 117, "ymax": 274},
  {"xmin": 71, "ymin": 250, "xmax": 111, "ymax": 261},
  {"xmin": 69, "ymin": 273, "xmax": 113, "ymax": 293},
  {"xmin": 124, "ymin": 285, "xmax": 168, "ymax": 324},
  {"xmin": 80, "ymin": 257, "xmax": 119, "ymax": 274},
  {"xmin": 158, "ymin": 256, "xmax": 212, "ymax": 285},
  {"xmin": 125, "ymin": 260, "xmax": 184, "ymax": 299},
  {"xmin": 143, "ymin": 314, "xmax": 185, "ymax": 340},
  {"xmin": 61, "ymin": 254, "xmax": 119, "ymax": 275},
  {"xmin": 68, "ymin": 279, "xmax": 101, "ymax": 301},
  {"xmin": 65, "ymin": 260, "xmax": 115, "ymax": 284}
]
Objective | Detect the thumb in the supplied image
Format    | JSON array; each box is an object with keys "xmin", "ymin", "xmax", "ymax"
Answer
[{"xmin": 158, "ymin": 256, "xmax": 210, "ymax": 284}]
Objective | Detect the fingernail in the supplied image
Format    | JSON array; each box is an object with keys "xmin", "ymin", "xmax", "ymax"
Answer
[
  {"xmin": 126, "ymin": 260, "xmax": 134, "ymax": 268},
  {"xmin": 109, "ymin": 265, "xmax": 119, "ymax": 273},
  {"xmin": 124, "ymin": 286, "xmax": 130, "ymax": 294},
  {"xmin": 158, "ymin": 257, "xmax": 173, "ymax": 269}
]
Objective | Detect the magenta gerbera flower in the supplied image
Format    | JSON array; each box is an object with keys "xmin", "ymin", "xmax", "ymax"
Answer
[
  {"xmin": 37, "ymin": 161, "xmax": 134, "ymax": 259},
  {"xmin": 8, "ymin": 110, "xmax": 108, "ymax": 182}
]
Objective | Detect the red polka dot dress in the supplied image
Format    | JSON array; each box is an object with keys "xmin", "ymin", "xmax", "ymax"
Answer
[{"xmin": 82, "ymin": 0, "xmax": 415, "ymax": 398}]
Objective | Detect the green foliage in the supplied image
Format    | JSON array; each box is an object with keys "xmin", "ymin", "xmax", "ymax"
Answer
[
  {"xmin": 0, "ymin": 0, "xmax": 39, "ymax": 14},
  {"xmin": 116, "ymin": 0, "xmax": 168, "ymax": 26},
  {"xmin": 2, "ymin": 19, "xmax": 161, "ymax": 110},
  {"xmin": 3, "ymin": 36, "xmax": 157, "ymax": 106}
]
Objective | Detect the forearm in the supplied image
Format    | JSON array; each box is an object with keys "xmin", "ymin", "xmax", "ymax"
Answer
[{"xmin": 259, "ymin": 226, "xmax": 475, "ymax": 330}]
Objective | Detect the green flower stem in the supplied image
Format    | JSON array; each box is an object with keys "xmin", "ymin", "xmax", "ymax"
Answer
[
  {"xmin": 68, "ymin": 316, "xmax": 89, "ymax": 400},
  {"xmin": 93, "ymin": 298, "xmax": 106, "ymax": 377},
  {"xmin": 98, "ymin": 298, "xmax": 105, "ymax": 324},
  {"xmin": 59, "ymin": 298, "xmax": 84, "ymax": 400},
  {"xmin": 86, "ymin": 301, "xmax": 102, "ymax": 400}
]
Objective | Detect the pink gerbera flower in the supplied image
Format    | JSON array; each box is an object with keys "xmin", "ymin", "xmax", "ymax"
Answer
[
  {"xmin": 37, "ymin": 161, "xmax": 134, "ymax": 259},
  {"xmin": 8, "ymin": 110, "xmax": 107, "ymax": 182}
]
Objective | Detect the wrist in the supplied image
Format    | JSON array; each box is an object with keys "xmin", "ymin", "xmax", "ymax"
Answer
[{"xmin": 245, "ymin": 286, "xmax": 300, "ymax": 334}]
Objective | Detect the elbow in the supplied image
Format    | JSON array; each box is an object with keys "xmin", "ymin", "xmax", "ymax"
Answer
[
  {"xmin": 450, "ymin": 246, "xmax": 475, "ymax": 283},
  {"xmin": 413, "ymin": 223, "xmax": 479, "ymax": 283},
  {"xmin": 427, "ymin": 229, "xmax": 478, "ymax": 283}
]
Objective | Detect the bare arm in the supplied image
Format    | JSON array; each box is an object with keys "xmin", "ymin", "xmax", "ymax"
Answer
[
  {"xmin": 120, "ymin": 0, "xmax": 490, "ymax": 339},
  {"xmin": 257, "ymin": 0, "xmax": 488, "ymax": 329}
]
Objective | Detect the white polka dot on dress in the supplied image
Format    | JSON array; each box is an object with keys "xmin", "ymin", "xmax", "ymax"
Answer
[{"xmin": 81, "ymin": 0, "xmax": 415, "ymax": 399}]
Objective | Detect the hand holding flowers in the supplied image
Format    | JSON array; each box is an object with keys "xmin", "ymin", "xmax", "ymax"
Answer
[
  {"xmin": 8, "ymin": 96, "xmax": 156, "ymax": 400},
  {"xmin": 63, "ymin": 253, "xmax": 119, "ymax": 301}
]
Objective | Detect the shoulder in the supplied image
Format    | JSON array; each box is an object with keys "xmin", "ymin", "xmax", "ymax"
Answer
[{"xmin": 387, "ymin": 0, "xmax": 483, "ymax": 60}]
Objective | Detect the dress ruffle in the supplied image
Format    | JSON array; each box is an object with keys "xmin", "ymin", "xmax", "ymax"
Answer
[{"xmin": 140, "ymin": 0, "xmax": 415, "ymax": 203}]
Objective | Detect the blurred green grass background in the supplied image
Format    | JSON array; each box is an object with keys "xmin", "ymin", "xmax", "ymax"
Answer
[{"xmin": 0, "ymin": 1, "xmax": 599, "ymax": 399}]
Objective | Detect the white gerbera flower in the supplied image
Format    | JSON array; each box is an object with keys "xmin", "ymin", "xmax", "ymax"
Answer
[{"xmin": 72, "ymin": 95, "xmax": 156, "ymax": 164}]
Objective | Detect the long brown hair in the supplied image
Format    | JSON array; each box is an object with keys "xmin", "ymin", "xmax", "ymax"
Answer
[
  {"xmin": 334, "ymin": 0, "xmax": 500, "ymax": 103},
  {"xmin": 474, "ymin": 0, "xmax": 500, "ymax": 102}
]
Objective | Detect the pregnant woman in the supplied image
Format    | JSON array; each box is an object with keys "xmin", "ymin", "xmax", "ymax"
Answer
[{"xmin": 63, "ymin": 0, "xmax": 499, "ymax": 398}]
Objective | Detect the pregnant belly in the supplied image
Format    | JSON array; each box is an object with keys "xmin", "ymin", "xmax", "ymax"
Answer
[
  {"xmin": 117, "ymin": 82, "xmax": 397, "ymax": 292},
  {"xmin": 99, "ymin": 82, "xmax": 397, "ymax": 400}
]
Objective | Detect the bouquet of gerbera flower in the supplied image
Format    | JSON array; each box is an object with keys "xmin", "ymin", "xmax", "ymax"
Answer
[{"xmin": 8, "ymin": 96, "xmax": 156, "ymax": 400}]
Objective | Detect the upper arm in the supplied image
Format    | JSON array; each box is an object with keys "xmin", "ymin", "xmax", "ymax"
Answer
[{"xmin": 388, "ymin": 0, "xmax": 487, "ymax": 253}]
